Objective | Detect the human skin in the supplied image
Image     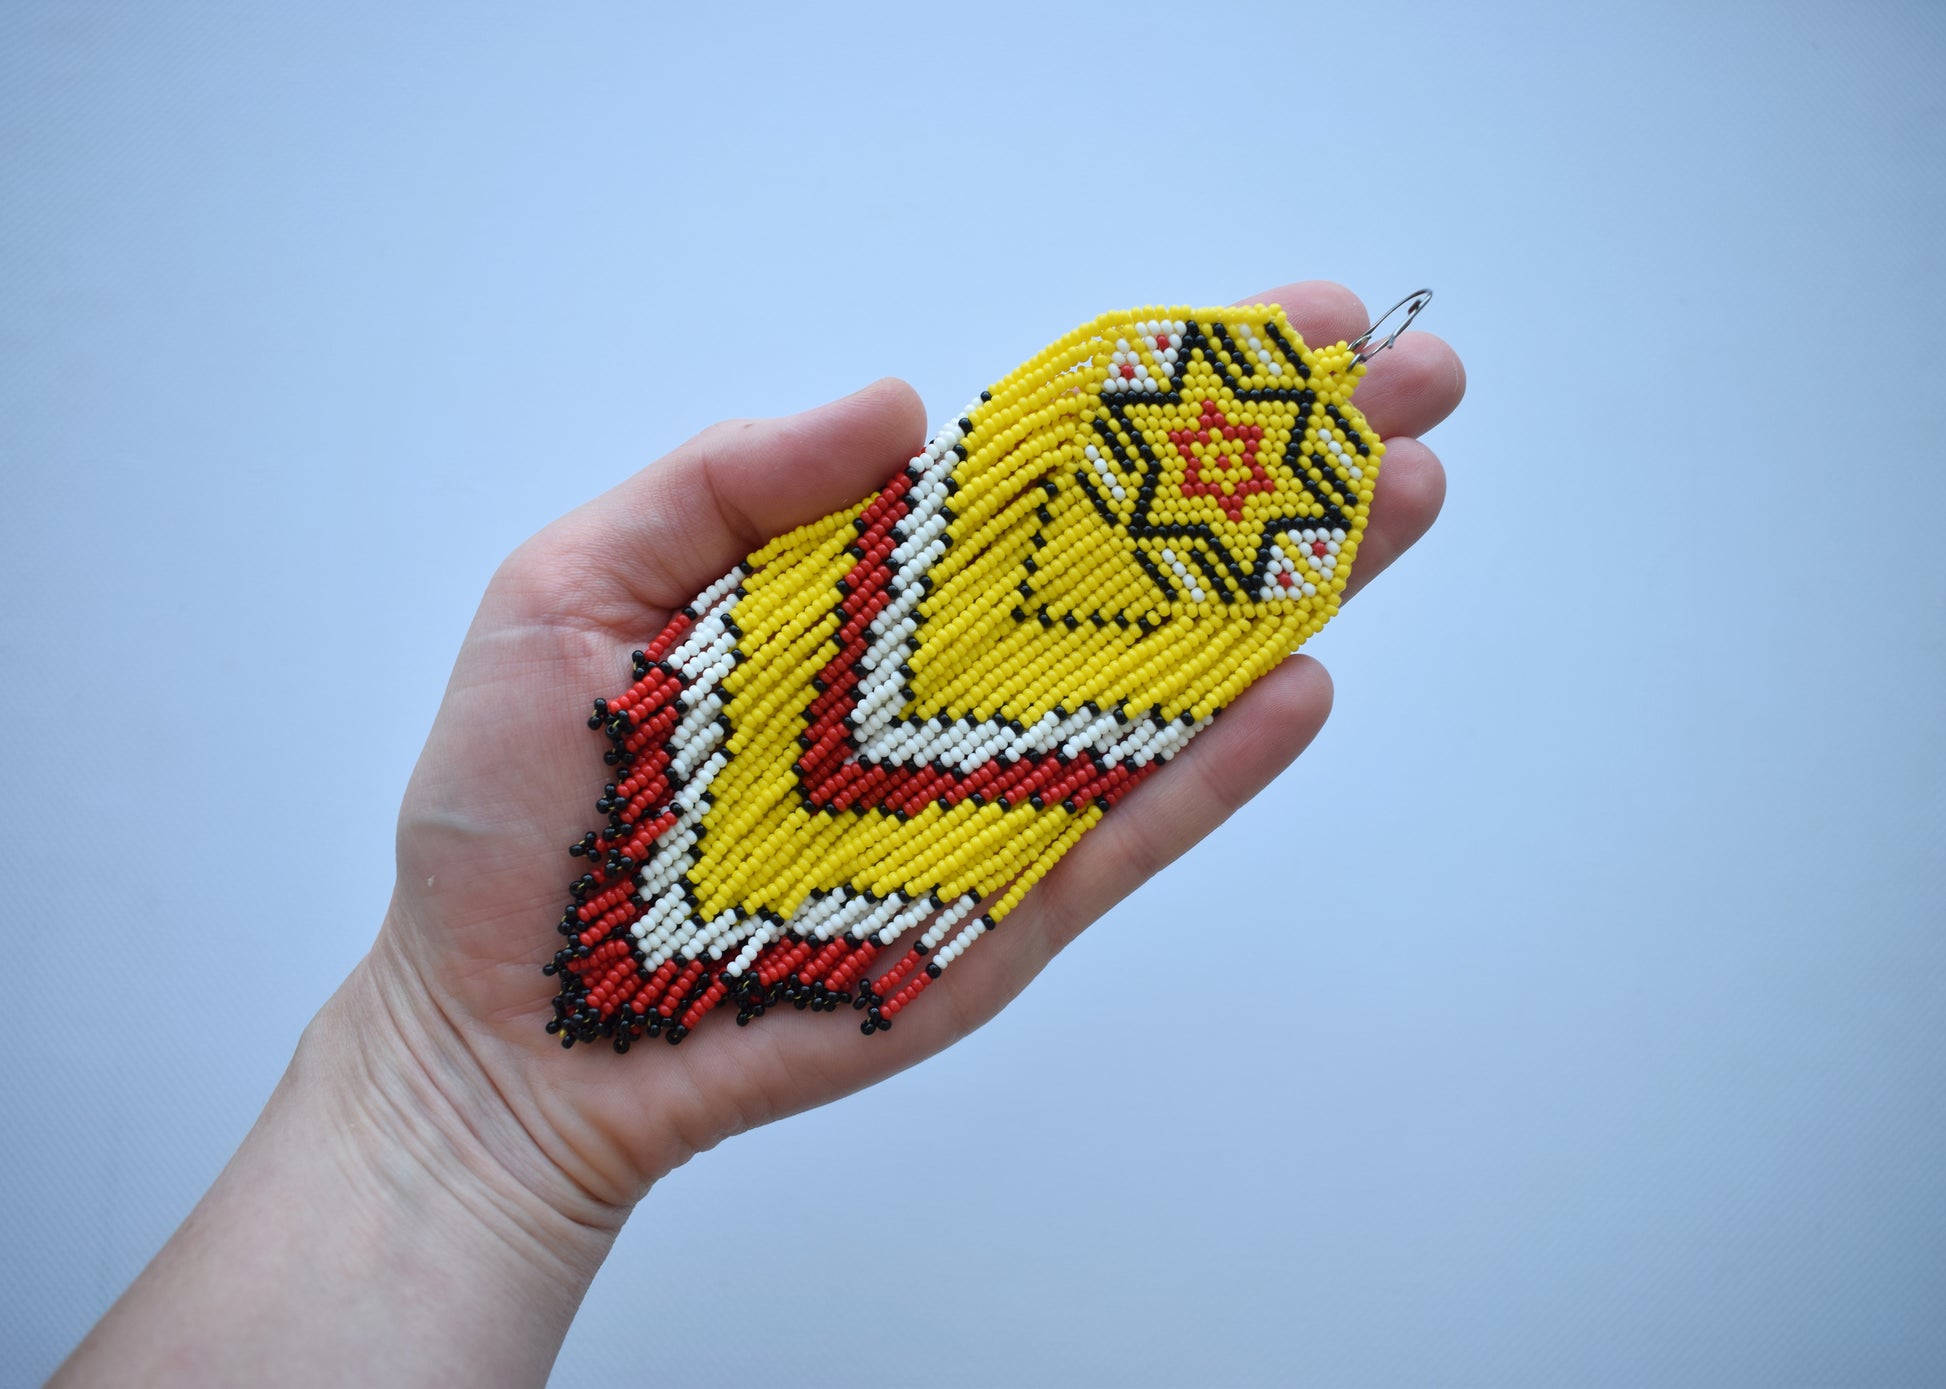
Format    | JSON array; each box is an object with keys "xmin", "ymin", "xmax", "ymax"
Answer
[{"xmin": 51, "ymin": 281, "xmax": 1464, "ymax": 1387}]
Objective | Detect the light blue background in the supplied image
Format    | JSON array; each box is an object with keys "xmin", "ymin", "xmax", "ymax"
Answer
[{"xmin": 3, "ymin": 3, "xmax": 1942, "ymax": 1384}]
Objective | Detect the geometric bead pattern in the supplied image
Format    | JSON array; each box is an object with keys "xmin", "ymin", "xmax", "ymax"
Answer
[{"xmin": 545, "ymin": 304, "xmax": 1384, "ymax": 1050}]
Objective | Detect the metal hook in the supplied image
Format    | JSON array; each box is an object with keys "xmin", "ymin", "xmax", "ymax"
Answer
[{"xmin": 1349, "ymin": 289, "xmax": 1434, "ymax": 364}]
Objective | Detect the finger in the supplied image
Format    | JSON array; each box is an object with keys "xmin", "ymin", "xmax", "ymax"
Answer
[
  {"xmin": 1244, "ymin": 281, "xmax": 1464, "ymax": 440},
  {"xmin": 1243, "ymin": 278, "xmax": 1370, "ymax": 350},
  {"xmin": 1010, "ymin": 654, "xmax": 1336, "ymax": 973},
  {"xmin": 541, "ymin": 377, "xmax": 929, "ymax": 611},
  {"xmin": 1237, "ymin": 284, "xmax": 1453, "ymax": 602},
  {"xmin": 1342, "ymin": 435, "xmax": 1447, "ymax": 602},
  {"xmin": 1343, "ymin": 331, "xmax": 1467, "ymax": 439}
]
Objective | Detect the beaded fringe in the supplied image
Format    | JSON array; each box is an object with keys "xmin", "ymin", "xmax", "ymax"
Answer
[{"xmin": 545, "ymin": 305, "xmax": 1383, "ymax": 1049}]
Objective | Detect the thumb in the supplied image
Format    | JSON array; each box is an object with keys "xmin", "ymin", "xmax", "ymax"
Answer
[{"xmin": 533, "ymin": 378, "xmax": 928, "ymax": 616}]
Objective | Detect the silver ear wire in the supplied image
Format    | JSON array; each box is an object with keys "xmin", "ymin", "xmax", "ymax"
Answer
[{"xmin": 1350, "ymin": 289, "xmax": 1433, "ymax": 364}]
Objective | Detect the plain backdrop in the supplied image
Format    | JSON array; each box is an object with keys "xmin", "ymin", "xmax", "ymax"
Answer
[{"xmin": 3, "ymin": 3, "xmax": 1942, "ymax": 1385}]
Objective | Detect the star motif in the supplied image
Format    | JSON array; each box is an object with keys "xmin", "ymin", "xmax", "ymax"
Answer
[
  {"xmin": 1067, "ymin": 316, "xmax": 1370, "ymax": 611},
  {"xmin": 1169, "ymin": 398, "xmax": 1274, "ymax": 522}
]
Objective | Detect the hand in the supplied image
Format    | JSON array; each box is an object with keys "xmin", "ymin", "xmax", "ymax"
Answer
[
  {"xmin": 364, "ymin": 279, "xmax": 1466, "ymax": 1221},
  {"xmin": 53, "ymin": 281, "xmax": 1462, "ymax": 1387}
]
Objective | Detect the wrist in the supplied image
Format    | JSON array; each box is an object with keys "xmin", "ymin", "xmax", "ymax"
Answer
[
  {"xmin": 53, "ymin": 938, "xmax": 626, "ymax": 1388},
  {"xmin": 311, "ymin": 932, "xmax": 630, "ymax": 1268}
]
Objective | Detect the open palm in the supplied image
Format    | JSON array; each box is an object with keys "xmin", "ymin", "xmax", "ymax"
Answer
[{"xmin": 367, "ymin": 280, "xmax": 1464, "ymax": 1210}]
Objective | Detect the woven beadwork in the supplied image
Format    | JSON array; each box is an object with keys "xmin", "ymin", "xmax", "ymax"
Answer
[{"xmin": 546, "ymin": 304, "xmax": 1385, "ymax": 1049}]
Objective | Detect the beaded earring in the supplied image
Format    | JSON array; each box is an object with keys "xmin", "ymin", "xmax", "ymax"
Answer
[{"xmin": 546, "ymin": 293, "xmax": 1431, "ymax": 1049}]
